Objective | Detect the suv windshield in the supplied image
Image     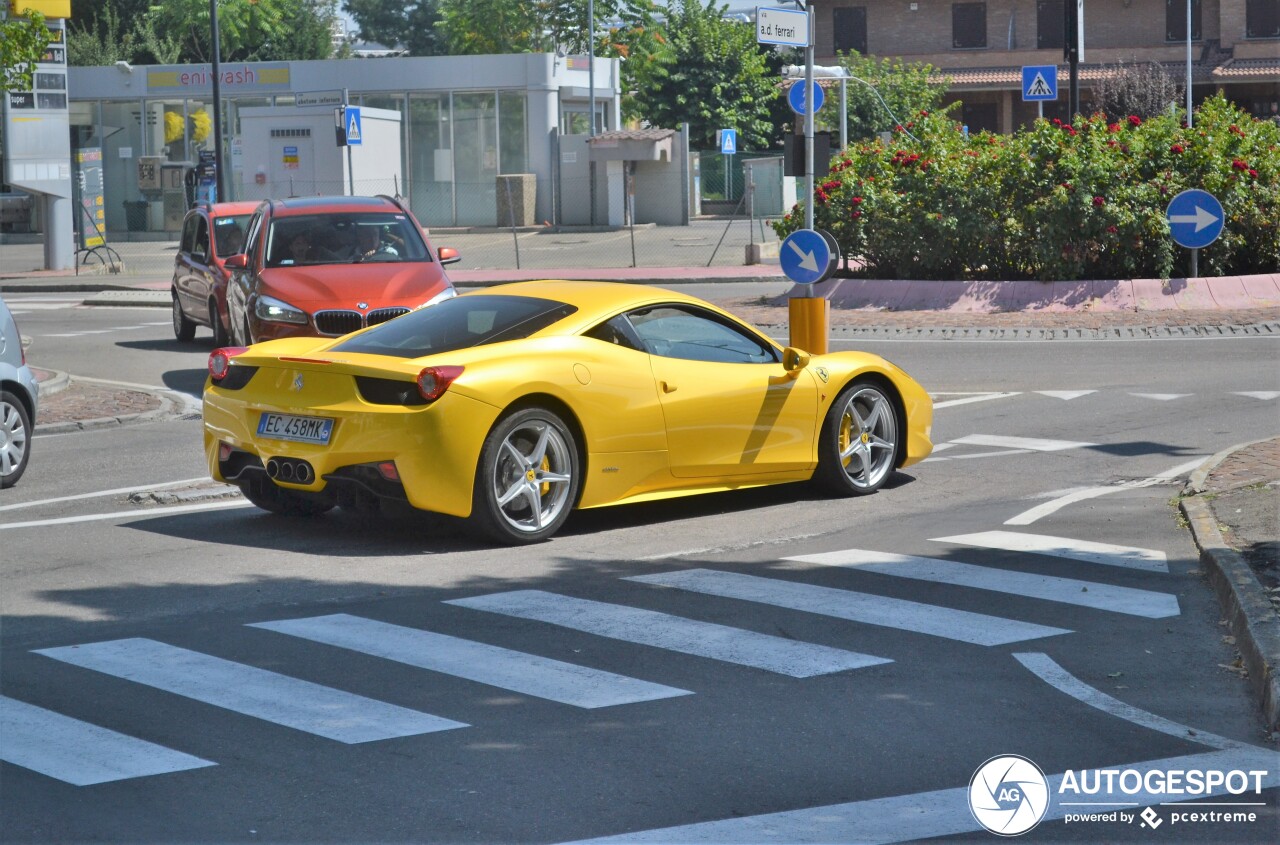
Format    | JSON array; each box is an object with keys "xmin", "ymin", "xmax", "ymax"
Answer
[
  {"xmin": 265, "ymin": 212, "xmax": 429, "ymax": 267},
  {"xmin": 334, "ymin": 295, "xmax": 578, "ymax": 358}
]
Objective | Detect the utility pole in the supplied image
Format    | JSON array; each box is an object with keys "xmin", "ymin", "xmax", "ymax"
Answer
[
  {"xmin": 209, "ymin": 0, "xmax": 225, "ymax": 201},
  {"xmin": 1064, "ymin": 0, "xmax": 1081, "ymax": 118}
]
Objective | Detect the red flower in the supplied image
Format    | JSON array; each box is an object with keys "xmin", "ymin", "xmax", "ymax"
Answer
[
  {"xmin": 852, "ymin": 196, "xmax": 864, "ymax": 204},
  {"xmin": 1107, "ymin": 123, "xmax": 1120, "ymax": 133},
  {"xmin": 894, "ymin": 124, "xmax": 904, "ymax": 132},
  {"xmin": 852, "ymin": 211, "xmax": 862, "ymax": 219},
  {"xmin": 1170, "ymin": 144, "xmax": 1184, "ymax": 154},
  {"xmin": 1232, "ymin": 159, "xmax": 1248, "ymax": 171},
  {"xmin": 1250, "ymin": 169, "xmax": 1259, "ymax": 178},
  {"xmin": 1107, "ymin": 226, "xmax": 1118, "ymax": 234},
  {"xmin": 1052, "ymin": 118, "xmax": 1063, "ymax": 127},
  {"xmin": 815, "ymin": 189, "xmax": 829, "ymax": 204},
  {"xmin": 1127, "ymin": 115, "xmax": 1142, "ymax": 127},
  {"xmin": 1061, "ymin": 182, "xmax": 1074, "ymax": 192},
  {"xmin": 822, "ymin": 180, "xmax": 840, "ymax": 192},
  {"xmin": 1092, "ymin": 196, "xmax": 1105, "ymax": 207},
  {"xmin": 919, "ymin": 109, "xmax": 930, "ymax": 117},
  {"xmin": 1065, "ymin": 126, "xmax": 1078, "ymax": 137}
]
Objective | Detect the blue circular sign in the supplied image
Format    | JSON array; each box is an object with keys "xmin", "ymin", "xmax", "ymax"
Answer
[
  {"xmin": 780, "ymin": 229, "xmax": 836, "ymax": 285},
  {"xmin": 1165, "ymin": 189, "xmax": 1224, "ymax": 250},
  {"xmin": 787, "ymin": 80, "xmax": 825, "ymax": 116}
]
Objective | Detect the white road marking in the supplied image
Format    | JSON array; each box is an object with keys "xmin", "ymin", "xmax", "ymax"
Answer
[
  {"xmin": 922, "ymin": 448, "xmax": 1034, "ymax": 463},
  {"xmin": 1130, "ymin": 393, "xmax": 1190, "ymax": 401},
  {"xmin": 41, "ymin": 330, "xmax": 117, "ymax": 337},
  {"xmin": 34, "ymin": 639, "xmax": 467, "ymax": 743},
  {"xmin": 250, "ymin": 614, "xmax": 691, "ymax": 709},
  {"xmin": 0, "ymin": 477, "xmax": 213, "ymax": 513},
  {"xmin": 1035, "ymin": 390, "xmax": 1097, "ymax": 400},
  {"xmin": 1005, "ymin": 457, "xmax": 1206, "ymax": 525},
  {"xmin": 446, "ymin": 591, "xmax": 890, "ymax": 677},
  {"xmin": 0, "ymin": 695, "xmax": 215, "ymax": 786},
  {"xmin": 626, "ymin": 569, "xmax": 1069, "ymax": 646},
  {"xmin": 1235, "ymin": 391, "xmax": 1280, "ymax": 400},
  {"xmin": 932, "ymin": 530, "xmax": 1168, "ymax": 573},
  {"xmin": 950, "ymin": 433, "xmax": 1096, "ymax": 452},
  {"xmin": 931, "ymin": 392, "xmax": 1021, "ymax": 409},
  {"xmin": 786, "ymin": 549, "xmax": 1180, "ymax": 618},
  {"xmin": 0, "ymin": 499, "xmax": 251, "ymax": 530}
]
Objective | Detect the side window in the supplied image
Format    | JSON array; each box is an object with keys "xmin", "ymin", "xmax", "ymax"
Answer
[
  {"xmin": 194, "ymin": 216, "xmax": 210, "ymax": 261},
  {"xmin": 625, "ymin": 306, "xmax": 777, "ymax": 364},
  {"xmin": 583, "ymin": 315, "xmax": 643, "ymax": 351},
  {"xmin": 243, "ymin": 212, "xmax": 264, "ymax": 266},
  {"xmin": 180, "ymin": 215, "xmax": 197, "ymax": 255}
]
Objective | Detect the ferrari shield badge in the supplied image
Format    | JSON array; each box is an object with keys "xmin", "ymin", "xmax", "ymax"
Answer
[
  {"xmin": 292, "ymin": 372, "xmax": 305, "ymax": 392},
  {"xmin": 815, "ymin": 366, "xmax": 830, "ymax": 383}
]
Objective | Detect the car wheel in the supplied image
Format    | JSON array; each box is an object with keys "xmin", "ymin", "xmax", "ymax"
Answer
[
  {"xmin": 0, "ymin": 390, "xmax": 32, "ymax": 489},
  {"xmin": 238, "ymin": 475, "xmax": 333, "ymax": 517},
  {"xmin": 209, "ymin": 299, "xmax": 230, "ymax": 346},
  {"xmin": 172, "ymin": 293, "xmax": 196, "ymax": 342},
  {"xmin": 470, "ymin": 407, "xmax": 580, "ymax": 544},
  {"xmin": 812, "ymin": 380, "xmax": 899, "ymax": 496}
]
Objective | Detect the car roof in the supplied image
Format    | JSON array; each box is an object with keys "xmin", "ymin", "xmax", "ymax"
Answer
[
  {"xmin": 199, "ymin": 201, "xmax": 260, "ymax": 218},
  {"xmin": 266, "ymin": 196, "xmax": 403, "ymax": 217}
]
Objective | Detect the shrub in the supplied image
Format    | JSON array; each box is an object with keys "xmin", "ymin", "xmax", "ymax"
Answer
[{"xmin": 773, "ymin": 95, "xmax": 1280, "ymax": 280}]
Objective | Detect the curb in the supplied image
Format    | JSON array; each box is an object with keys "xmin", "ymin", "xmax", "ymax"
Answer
[
  {"xmin": 1180, "ymin": 493, "xmax": 1280, "ymax": 733},
  {"xmin": 35, "ymin": 381, "xmax": 199, "ymax": 435},
  {"xmin": 1185, "ymin": 436, "xmax": 1279, "ymax": 495}
]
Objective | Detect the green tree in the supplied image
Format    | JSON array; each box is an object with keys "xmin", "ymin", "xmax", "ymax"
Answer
[
  {"xmin": 1, "ymin": 9, "xmax": 53, "ymax": 92},
  {"xmin": 146, "ymin": 0, "xmax": 337, "ymax": 63},
  {"xmin": 343, "ymin": 0, "xmax": 445, "ymax": 56},
  {"xmin": 829, "ymin": 52, "xmax": 948, "ymax": 143},
  {"xmin": 629, "ymin": 1, "xmax": 775, "ymax": 149},
  {"xmin": 437, "ymin": 0, "xmax": 543, "ymax": 54}
]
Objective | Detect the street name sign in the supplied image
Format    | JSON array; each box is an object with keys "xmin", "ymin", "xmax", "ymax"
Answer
[
  {"xmin": 787, "ymin": 80, "xmax": 825, "ymax": 116},
  {"xmin": 1165, "ymin": 189, "xmax": 1223, "ymax": 249},
  {"xmin": 296, "ymin": 90, "xmax": 344, "ymax": 108},
  {"xmin": 1021, "ymin": 65, "xmax": 1058, "ymax": 101},
  {"xmin": 780, "ymin": 228, "xmax": 837, "ymax": 285},
  {"xmin": 756, "ymin": 7, "xmax": 810, "ymax": 48}
]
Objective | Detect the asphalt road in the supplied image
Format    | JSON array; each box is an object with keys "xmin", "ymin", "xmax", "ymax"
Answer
[{"xmin": 1, "ymin": 294, "xmax": 1278, "ymax": 843}]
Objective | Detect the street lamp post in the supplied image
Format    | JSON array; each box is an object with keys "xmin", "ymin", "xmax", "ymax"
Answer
[{"xmin": 209, "ymin": 0, "xmax": 226, "ymax": 202}]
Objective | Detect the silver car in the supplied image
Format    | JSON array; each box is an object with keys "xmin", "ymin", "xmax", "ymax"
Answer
[{"xmin": 0, "ymin": 295, "xmax": 38, "ymax": 487}]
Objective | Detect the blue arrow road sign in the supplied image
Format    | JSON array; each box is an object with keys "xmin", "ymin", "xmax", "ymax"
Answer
[
  {"xmin": 780, "ymin": 228, "xmax": 835, "ymax": 285},
  {"xmin": 345, "ymin": 106, "xmax": 362, "ymax": 146},
  {"xmin": 1165, "ymin": 189, "xmax": 1223, "ymax": 249},
  {"xmin": 787, "ymin": 80, "xmax": 825, "ymax": 116},
  {"xmin": 720, "ymin": 129, "xmax": 737, "ymax": 155},
  {"xmin": 1021, "ymin": 65, "xmax": 1058, "ymax": 101}
]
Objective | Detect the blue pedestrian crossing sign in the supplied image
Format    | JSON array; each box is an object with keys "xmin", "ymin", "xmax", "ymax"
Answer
[
  {"xmin": 1165, "ymin": 189, "xmax": 1224, "ymax": 249},
  {"xmin": 1021, "ymin": 65, "xmax": 1058, "ymax": 102},
  {"xmin": 720, "ymin": 129, "xmax": 737, "ymax": 155},
  {"xmin": 345, "ymin": 106, "xmax": 362, "ymax": 146},
  {"xmin": 780, "ymin": 228, "xmax": 837, "ymax": 285},
  {"xmin": 787, "ymin": 80, "xmax": 825, "ymax": 116}
]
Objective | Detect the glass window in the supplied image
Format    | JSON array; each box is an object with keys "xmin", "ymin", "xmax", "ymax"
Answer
[
  {"xmin": 1037, "ymin": 0, "xmax": 1064, "ymax": 49},
  {"xmin": 1166, "ymin": 0, "xmax": 1202, "ymax": 41},
  {"xmin": 180, "ymin": 214, "xmax": 198, "ymax": 254},
  {"xmin": 625, "ymin": 306, "xmax": 777, "ymax": 364},
  {"xmin": 953, "ymin": 2, "xmax": 987, "ymax": 49},
  {"xmin": 833, "ymin": 7, "xmax": 867, "ymax": 55},
  {"xmin": 194, "ymin": 215, "xmax": 210, "ymax": 259},
  {"xmin": 498, "ymin": 90, "xmax": 527, "ymax": 174},
  {"xmin": 213, "ymin": 214, "xmax": 252, "ymax": 257},
  {"xmin": 584, "ymin": 315, "xmax": 643, "ymax": 351},
  {"xmin": 1246, "ymin": 0, "xmax": 1280, "ymax": 38},
  {"xmin": 454, "ymin": 92, "xmax": 498, "ymax": 225},
  {"xmin": 265, "ymin": 211, "xmax": 430, "ymax": 267},
  {"xmin": 335, "ymin": 294, "xmax": 578, "ymax": 358},
  {"xmin": 408, "ymin": 95, "xmax": 453, "ymax": 227}
]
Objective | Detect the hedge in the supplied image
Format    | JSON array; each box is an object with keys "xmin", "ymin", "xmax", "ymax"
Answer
[{"xmin": 773, "ymin": 95, "xmax": 1280, "ymax": 281}]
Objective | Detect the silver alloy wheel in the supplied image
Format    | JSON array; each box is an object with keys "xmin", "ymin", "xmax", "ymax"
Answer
[
  {"xmin": 0, "ymin": 397, "xmax": 29, "ymax": 480},
  {"xmin": 490, "ymin": 418, "xmax": 574, "ymax": 535},
  {"xmin": 834, "ymin": 385, "xmax": 897, "ymax": 491}
]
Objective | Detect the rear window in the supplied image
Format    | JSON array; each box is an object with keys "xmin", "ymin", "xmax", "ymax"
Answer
[{"xmin": 334, "ymin": 295, "xmax": 578, "ymax": 358}]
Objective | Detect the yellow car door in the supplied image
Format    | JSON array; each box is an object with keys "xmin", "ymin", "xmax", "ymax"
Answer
[{"xmin": 629, "ymin": 305, "xmax": 820, "ymax": 478}]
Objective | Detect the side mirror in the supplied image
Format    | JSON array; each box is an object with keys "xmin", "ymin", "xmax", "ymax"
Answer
[
  {"xmin": 224, "ymin": 253, "xmax": 248, "ymax": 269},
  {"xmin": 782, "ymin": 347, "xmax": 810, "ymax": 374},
  {"xmin": 437, "ymin": 246, "xmax": 461, "ymax": 266}
]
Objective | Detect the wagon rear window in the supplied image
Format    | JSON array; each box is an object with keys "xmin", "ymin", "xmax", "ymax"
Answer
[{"xmin": 334, "ymin": 295, "xmax": 577, "ymax": 358}]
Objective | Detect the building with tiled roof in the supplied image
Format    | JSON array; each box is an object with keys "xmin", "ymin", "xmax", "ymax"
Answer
[{"xmin": 810, "ymin": 0, "xmax": 1279, "ymax": 133}]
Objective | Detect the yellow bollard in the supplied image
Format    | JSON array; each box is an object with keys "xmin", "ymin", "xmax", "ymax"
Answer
[{"xmin": 788, "ymin": 296, "xmax": 829, "ymax": 355}]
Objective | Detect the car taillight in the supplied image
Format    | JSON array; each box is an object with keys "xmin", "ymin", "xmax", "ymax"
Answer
[
  {"xmin": 416, "ymin": 365, "xmax": 463, "ymax": 402},
  {"xmin": 209, "ymin": 346, "xmax": 248, "ymax": 381}
]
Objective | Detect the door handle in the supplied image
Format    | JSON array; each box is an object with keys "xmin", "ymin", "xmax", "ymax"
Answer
[{"xmin": 661, "ymin": 381, "xmax": 677, "ymax": 394}]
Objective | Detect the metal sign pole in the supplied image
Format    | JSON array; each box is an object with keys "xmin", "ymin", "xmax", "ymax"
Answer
[
  {"xmin": 803, "ymin": 7, "xmax": 814, "ymax": 233},
  {"xmin": 343, "ymin": 88, "xmax": 354, "ymax": 195}
]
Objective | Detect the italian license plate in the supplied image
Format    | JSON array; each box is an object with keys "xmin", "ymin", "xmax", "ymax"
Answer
[{"xmin": 256, "ymin": 412, "xmax": 334, "ymax": 444}]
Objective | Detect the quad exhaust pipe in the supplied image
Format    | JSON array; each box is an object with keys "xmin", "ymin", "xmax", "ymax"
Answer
[{"xmin": 266, "ymin": 457, "xmax": 315, "ymax": 485}]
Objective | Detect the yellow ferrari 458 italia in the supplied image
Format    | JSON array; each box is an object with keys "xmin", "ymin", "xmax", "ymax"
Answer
[{"xmin": 203, "ymin": 281, "xmax": 933, "ymax": 543}]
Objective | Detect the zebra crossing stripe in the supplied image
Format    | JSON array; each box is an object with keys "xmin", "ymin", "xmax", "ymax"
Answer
[
  {"xmin": 949, "ymin": 433, "xmax": 1096, "ymax": 452},
  {"xmin": 625, "ymin": 569, "xmax": 1069, "ymax": 646},
  {"xmin": 931, "ymin": 530, "xmax": 1169, "ymax": 573},
  {"xmin": 249, "ymin": 614, "xmax": 691, "ymax": 709},
  {"xmin": 446, "ymin": 591, "xmax": 891, "ymax": 677},
  {"xmin": 0, "ymin": 695, "xmax": 215, "ymax": 786},
  {"xmin": 785, "ymin": 550, "xmax": 1180, "ymax": 618},
  {"xmin": 33, "ymin": 639, "xmax": 467, "ymax": 743}
]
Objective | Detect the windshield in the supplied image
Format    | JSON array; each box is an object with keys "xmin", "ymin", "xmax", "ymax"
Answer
[
  {"xmin": 265, "ymin": 212, "xmax": 430, "ymax": 267},
  {"xmin": 213, "ymin": 214, "xmax": 252, "ymax": 258},
  {"xmin": 334, "ymin": 295, "xmax": 578, "ymax": 358}
]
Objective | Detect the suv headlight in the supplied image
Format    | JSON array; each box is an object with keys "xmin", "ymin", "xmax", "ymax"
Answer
[
  {"xmin": 255, "ymin": 295, "xmax": 308, "ymax": 324},
  {"xmin": 417, "ymin": 286, "xmax": 456, "ymax": 309}
]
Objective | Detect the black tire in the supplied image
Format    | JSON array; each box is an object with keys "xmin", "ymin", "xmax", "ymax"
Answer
[
  {"xmin": 0, "ymin": 390, "xmax": 32, "ymax": 489},
  {"xmin": 209, "ymin": 298, "xmax": 230, "ymax": 347},
  {"xmin": 812, "ymin": 379, "xmax": 900, "ymax": 496},
  {"xmin": 172, "ymin": 293, "xmax": 197, "ymax": 342},
  {"xmin": 238, "ymin": 475, "xmax": 333, "ymax": 517},
  {"xmin": 469, "ymin": 407, "xmax": 580, "ymax": 544}
]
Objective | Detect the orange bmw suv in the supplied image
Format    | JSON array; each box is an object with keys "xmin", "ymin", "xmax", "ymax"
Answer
[{"xmin": 224, "ymin": 195, "xmax": 459, "ymax": 345}]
